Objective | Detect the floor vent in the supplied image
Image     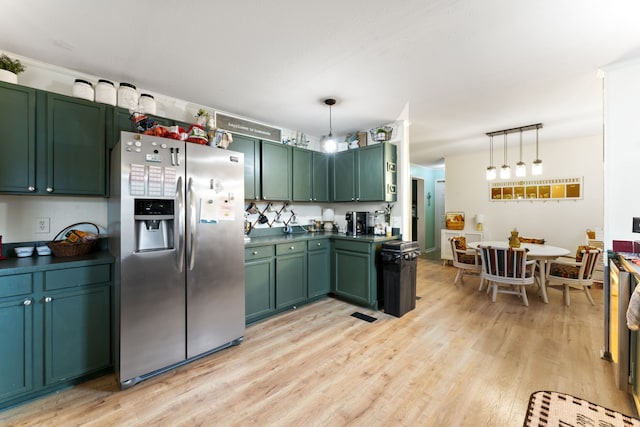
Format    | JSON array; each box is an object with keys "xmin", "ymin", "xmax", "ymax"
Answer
[{"xmin": 350, "ymin": 312, "xmax": 377, "ymax": 323}]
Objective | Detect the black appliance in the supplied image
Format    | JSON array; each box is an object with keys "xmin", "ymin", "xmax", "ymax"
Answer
[
  {"xmin": 346, "ymin": 211, "xmax": 368, "ymax": 235},
  {"xmin": 381, "ymin": 241, "xmax": 420, "ymax": 317}
]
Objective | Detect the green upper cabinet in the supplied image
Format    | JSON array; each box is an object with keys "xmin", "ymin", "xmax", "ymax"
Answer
[
  {"xmin": 332, "ymin": 143, "xmax": 396, "ymax": 202},
  {"xmin": 0, "ymin": 82, "xmax": 37, "ymax": 194},
  {"xmin": 231, "ymin": 134, "xmax": 261, "ymax": 200},
  {"xmin": 45, "ymin": 93, "xmax": 107, "ymax": 196},
  {"xmin": 292, "ymin": 148, "xmax": 330, "ymax": 202},
  {"xmin": 261, "ymin": 141, "xmax": 291, "ymax": 201},
  {"xmin": 333, "ymin": 149, "xmax": 356, "ymax": 202}
]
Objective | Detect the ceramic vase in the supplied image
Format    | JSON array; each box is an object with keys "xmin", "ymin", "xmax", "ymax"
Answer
[{"xmin": 0, "ymin": 69, "xmax": 18, "ymax": 84}]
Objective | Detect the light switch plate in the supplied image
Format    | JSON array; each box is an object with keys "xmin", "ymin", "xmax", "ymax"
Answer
[{"xmin": 633, "ymin": 217, "xmax": 640, "ymax": 233}]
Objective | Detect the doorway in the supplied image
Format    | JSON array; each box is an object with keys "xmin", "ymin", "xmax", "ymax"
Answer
[
  {"xmin": 411, "ymin": 177, "xmax": 425, "ymax": 252},
  {"xmin": 434, "ymin": 179, "xmax": 445, "ymax": 254}
]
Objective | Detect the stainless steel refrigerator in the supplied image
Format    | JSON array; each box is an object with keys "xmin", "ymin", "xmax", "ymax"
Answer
[{"xmin": 109, "ymin": 131, "xmax": 245, "ymax": 388}]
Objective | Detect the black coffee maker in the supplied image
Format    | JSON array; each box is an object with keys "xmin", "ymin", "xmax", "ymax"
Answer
[{"xmin": 346, "ymin": 211, "xmax": 368, "ymax": 235}]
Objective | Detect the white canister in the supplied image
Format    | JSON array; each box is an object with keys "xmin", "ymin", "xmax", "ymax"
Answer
[
  {"xmin": 95, "ymin": 79, "xmax": 116, "ymax": 105},
  {"xmin": 139, "ymin": 93, "xmax": 156, "ymax": 115},
  {"xmin": 117, "ymin": 82, "xmax": 138, "ymax": 110},
  {"xmin": 72, "ymin": 79, "xmax": 94, "ymax": 101}
]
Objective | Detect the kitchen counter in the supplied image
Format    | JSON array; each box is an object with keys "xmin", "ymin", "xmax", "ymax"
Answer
[
  {"xmin": 244, "ymin": 231, "xmax": 400, "ymax": 248},
  {"xmin": 0, "ymin": 251, "xmax": 114, "ymax": 276}
]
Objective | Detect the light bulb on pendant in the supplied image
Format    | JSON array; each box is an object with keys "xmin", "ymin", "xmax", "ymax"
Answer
[
  {"xmin": 515, "ymin": 129, "xmax": 526, "ymax": 177},
  {"xmin": 486, "ymin": 135, "xmax": 497, "ymax": 180},
  {"xmin": 532, "ymin": 125, "xmax": 543, "ymax": 175},
  {"xmin": 323, "ymin": 98, "xmax": 337, "ymax": 153},
  {"xmin": 500, "ymin": 132, "xmax": 511, "ymax": 179}
]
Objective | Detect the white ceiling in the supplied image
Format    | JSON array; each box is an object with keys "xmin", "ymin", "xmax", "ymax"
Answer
[{"xmin": 2, "ymin": 0, "xmax": 640, "ymax": 166}]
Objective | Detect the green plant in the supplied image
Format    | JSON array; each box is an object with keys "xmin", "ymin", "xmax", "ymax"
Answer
[
  {"xmin": 384, "ymin": 203, "xmax": 394, "ymax": 224},
  {"xmin": 0, "ymin": 54, "xmax": 26, "ymax": 74}
]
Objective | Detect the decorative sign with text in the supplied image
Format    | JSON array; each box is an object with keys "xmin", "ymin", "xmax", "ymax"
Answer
[{"xmin": 215, "ymin": 113, "xmax": 281, "ymax": 142}]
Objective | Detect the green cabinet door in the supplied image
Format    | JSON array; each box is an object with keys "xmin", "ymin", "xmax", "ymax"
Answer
[
  {"xmin": 46, "ymin": 93, "xmax": 106, "ymax": 195},
  {"xmin": 333, "ymin": 149, "xmax": 356, "ymax": 201},
  {"xmin": 0, "ymin": 297, "xmax": 34, "ymax": 401},
  {"xmin": 43, "ymin": 285, "xmax": 111, "ymax": 385},
  {"xmin": 312, "ymin": 152, "xmax": 330, "ymax": 202},
  {"xmin": 232, "ymin": 134, "xmax": 261, "ymax": 200},
  {"xmin": 261, "ymin": 141, "xmax": 291, "ymax": 201},
  {"xmin": 292, "ymin": 148, "xmax": 312, "ymax": 202},
  {"xmin": 357, "ymin": 145, "xmax": 385, "ymax": 201},
  {"xmin": 245, "ymin": 256, "xmax": 275, "ymax": 324},
  {"xmin": 0, "ymin": 82, "xmax": 37, "ymax": 194},
  {"xmin": 276, "ymin": 253, "xmax": 307, "ymax": 308},
  {"xmin": 308, "ymin": 240, "xmax": 330, "ymax": 298},
  {"xmin": 333, "ymin": 249, "xmax": 371, "ymax": 306}
]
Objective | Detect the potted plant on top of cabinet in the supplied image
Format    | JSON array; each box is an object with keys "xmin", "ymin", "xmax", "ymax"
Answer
[{"xmin": 0, "ymin": 53, "xmax": 26, "ymax": 84}]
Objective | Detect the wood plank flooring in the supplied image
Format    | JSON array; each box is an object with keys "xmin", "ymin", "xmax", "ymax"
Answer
[{"xmin": 1, "ymin": 257, "xmax": 636, "ymax": 426}]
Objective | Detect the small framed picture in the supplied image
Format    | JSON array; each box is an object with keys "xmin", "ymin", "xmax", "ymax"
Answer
[{"xmin": 445, "ymin": 212, "xmax": 465, "ymax": 230}]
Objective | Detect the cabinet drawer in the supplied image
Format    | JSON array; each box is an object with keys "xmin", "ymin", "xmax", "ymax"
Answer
[
  {"xmin": 308, "ymin": 239, "xmax": 329, "ymax": 251},
  {"xmin": 334, "ymin": 240, "xmax": 370, "ymax": 253},
  {"xmin": 245, "ymin": 245, "xmax": 275, "ymax": 261},
  {"xmin": 0, "ymin": 274, "xmax": 33, "ymax": 298},
  {"xmin": 44, "ymin": 264, "xmax": 111, "ymax": 291},
  {"xmin": 276, "ymin": 242, "xmax": 307, "ymax": 256}
]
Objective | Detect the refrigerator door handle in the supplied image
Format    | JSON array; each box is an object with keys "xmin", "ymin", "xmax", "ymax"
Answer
[
  {"xmin": 187, "ymin": 177, "xmax": 197, "ymax": 271},
  {"xmin": 176, "ymin": 176, "xmax": 185, "ymax": 272}
]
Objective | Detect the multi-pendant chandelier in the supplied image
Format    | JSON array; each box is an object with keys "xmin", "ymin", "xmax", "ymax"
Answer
[{"xmin": 485, "ymin": 123, "xmax": 543, "ymax": 181}]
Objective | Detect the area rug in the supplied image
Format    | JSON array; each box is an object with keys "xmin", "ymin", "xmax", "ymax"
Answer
[{"xmin": 524, "ymin": 391, "xmax": 640, "ymax": 426}]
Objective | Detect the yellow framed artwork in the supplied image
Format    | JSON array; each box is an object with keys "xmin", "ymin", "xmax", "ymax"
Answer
[{"xmin": 490, "ymin": 177, "xmax": 582, "ymax": 202}]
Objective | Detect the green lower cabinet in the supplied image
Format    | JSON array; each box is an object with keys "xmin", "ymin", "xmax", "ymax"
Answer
[
  {"xmin": 307, "ymin": 240, "xmax": 331, "ymax": 298},
  {"xmin": 0, "ymin": 260, "xmax": 113, "ymax": 410},
  {"xmin": 0, "ymin": 297, "xmax": 34, "ymax": 402},
  {"xmin": 275, "ymin": 242, "xmax": 307, "ymax": 308},
  {"xmin": 332, "ymin": 240, "xmax": 382, "ymax": 309},
  {"xmin": 44, "ymin": 285, "xmax": 111, "ymax": 385},
  {"xmin": 245, "ymin": 254, "xmax": 276, "ymax": 324}
]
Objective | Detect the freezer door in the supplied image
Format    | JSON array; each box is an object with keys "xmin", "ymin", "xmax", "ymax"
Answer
[
  {"xmin": 116, "ymin": 132, "xmax": 187, "ymax": 384},
  {"xmin": 185, "ymin": 144, "xmax": 246, "ymax": 358}
]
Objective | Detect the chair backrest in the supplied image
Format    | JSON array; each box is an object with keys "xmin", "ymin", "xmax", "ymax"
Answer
[
  {"xmin": 577, "ymin": 249, "xmax": 602, "ymax": 280},
  {"xmin": 450, "ymin": 236, "xmax": 466, "ymax": 263},
  {"xmin": 479, "ymin": 246, "xmax": 530, "ymax": 280}
]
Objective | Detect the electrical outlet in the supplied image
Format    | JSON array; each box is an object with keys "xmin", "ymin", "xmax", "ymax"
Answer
[
  {"xmin": 633, "ymin": 217, "xmax": 640, "ymax": 233},
  {"xmin": 35, "ymin": 217, "xmax": 50, "ymax": 233}
]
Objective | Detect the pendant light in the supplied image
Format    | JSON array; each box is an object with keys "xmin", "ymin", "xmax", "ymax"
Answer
[
  {"xmin": 515, "ymin": 129, "xmax": 526, "ymax": 177},
  {"xmin": 323, "ymin": 98, "xmax": 337, "ymax": 153},
  {"xmin": 486, "ymin": 134, "xmax": 496, "ymax": 180},
  {"xmin": 532, "ymin": 125, "xmax": 543, "ymax": 175},
  {"xmin": 499, "ymin": 131, "xmax": 511, "ymax": 179}
]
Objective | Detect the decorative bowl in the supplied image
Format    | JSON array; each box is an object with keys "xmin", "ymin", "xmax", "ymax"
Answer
[{"xmin": 36, "ymin": 246, "xmax": 52, "ymax": 256}]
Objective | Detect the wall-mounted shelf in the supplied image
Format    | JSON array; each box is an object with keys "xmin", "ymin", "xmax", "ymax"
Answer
[{"xmin": 489, "ymin": 177, "xmax": 583, "ymax": 201}]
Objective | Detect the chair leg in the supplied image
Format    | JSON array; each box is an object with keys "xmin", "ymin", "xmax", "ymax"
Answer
[
  {"xmin": 520, "ymin": 286, "xmax": 529, "ymax": 307},
  {"xmin": 563, "ymin": 284, "xmax": 570, "ymax": 306},
  {"xmin": 478, "ymin": 273, "xmax": 486, "ymax": 291},
  {"xmin": 491, "ymin": 283, "xmax": 498, "ymax": 302},
  {"xmin": 584, "ymin": 286, "xmax": 595, "ymax": 306},
  {"xmin": 454, "ymin": 268, "xmax": 463, "ymax": 284}
]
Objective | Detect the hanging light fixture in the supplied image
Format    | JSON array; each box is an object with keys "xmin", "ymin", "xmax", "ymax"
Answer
[
  {"xmin": 323, "ymin": 98, "xmax": 337, "ymax": 153},
  {"xmin": 532, "ymin": 124, "xmax": 543, "ymax": 175},
  {"xmin": 500, "ymin": 131, "xmax": 511, "ymax": 179},
  {"xmin": 486, "ymin": 134, "xmax": 496, "ymax": 180},
  {"xmin": 515, "ymin": 129, "xmax": 526, "ymax": 177}
]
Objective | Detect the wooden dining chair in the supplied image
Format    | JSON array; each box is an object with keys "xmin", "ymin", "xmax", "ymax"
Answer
[
  {"xmin": 546, "ymin": 246, "xmax": 602, "ymax": 306},
  {"xmin": 449, "ymin": 236, "xmax": 482, "ymax": 285},
  {"xmin": 478, "ymin": 246, "xmax": 536, "ymax": 306}
]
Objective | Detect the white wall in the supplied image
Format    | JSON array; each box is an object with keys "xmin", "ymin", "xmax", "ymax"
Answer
[
  {"xmin": 444, "ymin": 134, "xmax": 603, "ymax": 250},
  {"xmin": 603, "ymin": 58, "xmax": 640, "ymax": 249}
]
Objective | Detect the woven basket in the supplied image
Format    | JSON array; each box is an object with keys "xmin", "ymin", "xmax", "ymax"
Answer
[{"xmin": 47, "ymin": 222, "xmax": 100, "ymax": 257}]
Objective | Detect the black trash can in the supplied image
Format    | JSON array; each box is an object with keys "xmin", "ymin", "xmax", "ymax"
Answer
[{"xmin": 381, "ymin": 241, "xmax": 420, "ymax": 317}]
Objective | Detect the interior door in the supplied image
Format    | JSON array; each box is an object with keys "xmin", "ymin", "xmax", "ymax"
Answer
[{"xmin": 434, "ymin": 179, "xmax": 446, "ymax": 251}]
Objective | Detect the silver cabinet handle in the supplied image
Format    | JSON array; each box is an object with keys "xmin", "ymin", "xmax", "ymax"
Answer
[
  {"xmin": 23, "ymin": 299, "xmax": 32, "ymax": 306},
  {"xmin": 317, "ymin": 242, "xmax": 321, "ymax": 246},
  {"xmin": 45, "ymin": 296, "xmax": 52, "ymax": 303},
  {"xmin": 28, "ymin": 186, "xmax": 36, "ymax": 192},
  {"xmin": 46, "ymin": 187, "xmax": 53, "ymax": 193},
  {"xmin": 252, "ymin": 251, "xmax": 258, "ymax": 255},
  {"xmin": 290, "ymin": 246, "xmax": 295, "ymax": 250}
]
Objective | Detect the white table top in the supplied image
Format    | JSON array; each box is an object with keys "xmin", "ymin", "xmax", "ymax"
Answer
[{"xmin": 467, "ymin": 241, "xmax": 570, "ymax": 258}]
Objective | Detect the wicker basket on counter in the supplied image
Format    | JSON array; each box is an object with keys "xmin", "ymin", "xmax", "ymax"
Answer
[{"xmin": 46, "ymin": 222, "xmax": 100, "ymax": 257}]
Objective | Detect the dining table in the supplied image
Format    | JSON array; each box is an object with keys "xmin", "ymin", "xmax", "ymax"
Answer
[{"xmin": 467, "ymin": 240, "xmax": 571, "ymax": 303}]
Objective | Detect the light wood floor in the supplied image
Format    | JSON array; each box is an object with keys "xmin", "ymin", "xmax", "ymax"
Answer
[{"xmin": 1, "ymin": 258, "xmax": 636, "ymax": 426}]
